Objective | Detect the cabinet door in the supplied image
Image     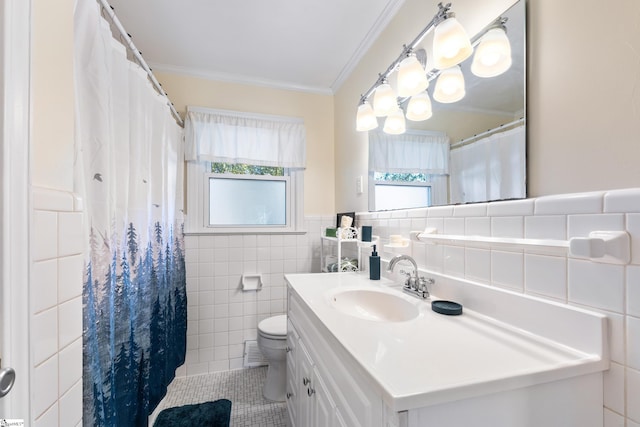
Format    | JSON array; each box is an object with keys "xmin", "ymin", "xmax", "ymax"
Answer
[
  {"xmin": 298, "ymin": 340, "xmax": 314, "ymax": 426},
  {"xmin": 310, "ymin": 366, "xmax": 336, "ymax": 427},
  {"xmin": 286, "ymin": 320, "xmax": 299, "ymax": 426}
]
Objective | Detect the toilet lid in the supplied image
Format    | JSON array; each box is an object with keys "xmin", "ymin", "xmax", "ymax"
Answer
[{"xmin": 258, "ymin": 315, "xmax": 287, "ymax": 337}]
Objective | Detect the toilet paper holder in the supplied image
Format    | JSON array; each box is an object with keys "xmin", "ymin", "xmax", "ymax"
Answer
[{"xmin": 241, "ymin": 274, "xmax": 263, "ymax": 292}]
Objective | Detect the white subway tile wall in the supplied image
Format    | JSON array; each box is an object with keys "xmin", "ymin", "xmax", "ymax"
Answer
[
  {"xmin": 32, "ymin": 188, "xmax": 84, "ymax": 427},
  {"xmin": 355, "ymin": 188, "xmax": 640, "ymax": 426},
  {"xmin": 180, "ymin": 215, "xmax": 335, "ymax": 377},
  {"xmin": 178, "ymin": 189, "xmax": 640, "ymax": 425}
]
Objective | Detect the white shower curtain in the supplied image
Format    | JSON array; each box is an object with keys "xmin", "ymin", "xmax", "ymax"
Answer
[
  {"xmin": 450, "ymin": 125, "xmax": 526, "ymax": 204},
  {"xmin": 74, "ymin": 0, "xmax": 186, "ymax": 425}
]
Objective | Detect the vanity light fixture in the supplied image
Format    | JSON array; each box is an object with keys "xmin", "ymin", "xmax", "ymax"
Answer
[
  {"xmin": 383, "ymin": 108, "xmax": 406, "ymax": 134},
  {"xmin": 396, "ymin": 53, "xmax": 429, "ymax": 98},
  {"xmin": 356, "ymin": 2, "xmax": 474, "ymax": 134},
  {"xmin": 433, "ymin": 65, "xmax": 465, "ymax": 103},
  {"xmin": 471, "ymin": 18, "xmax": 512, "ymax": 78},
  {"xmin": 406, "ymin": 90, "xmax": 433, "ymax": 121},
  {"xmin": 372, "ymin": 80, "xmax": 398, "ymax": 117},
  {"xmin": 356, "ymin": 101, "xmax": 378, "ymax": 131}
]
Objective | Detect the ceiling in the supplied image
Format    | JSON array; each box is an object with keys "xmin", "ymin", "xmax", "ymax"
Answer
[{"xmin": 107, "ymin": 0, "xmax": 406, "ymax": 95}]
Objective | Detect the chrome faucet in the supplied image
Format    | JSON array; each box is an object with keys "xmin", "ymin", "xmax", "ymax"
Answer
[{"xmin": 386, "ymin": 254, "xmax": 433, "ymax": 299}]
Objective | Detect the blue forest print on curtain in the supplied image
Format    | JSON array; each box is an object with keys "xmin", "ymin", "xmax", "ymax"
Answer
[
  {"xmin": 74, "ymin": 0, "xmax": 187, "ymax": 424},
  {"xmin": 83, "ymin": 222, "xmax": 187, "ymax": 425}
]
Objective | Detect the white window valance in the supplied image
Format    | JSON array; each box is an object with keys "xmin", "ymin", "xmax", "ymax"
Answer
[
  {"xmin": 368, "ymin": 130, "xmax": 450, "ymax": 174},
  {"xmin": 185, "ymin": 107, "xmax": 306, "ymax": 169}
]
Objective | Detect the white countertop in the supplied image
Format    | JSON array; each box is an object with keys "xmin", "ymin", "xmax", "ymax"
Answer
[{"xmin": 285, "ymin": 272, "xmax": 608, "ymax": 411}]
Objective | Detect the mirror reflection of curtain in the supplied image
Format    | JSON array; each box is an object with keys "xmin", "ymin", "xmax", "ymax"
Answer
[
  {"xmin": 74, "ymin": 0, "xmax": 187, "ymax": 425},
  {"xmin": 450, "ymin": 125, "xmax": 525, "ymax": 204},
  {"xmin": 369, "ymin": 130, "xmax": 449, "ymax": 174}
]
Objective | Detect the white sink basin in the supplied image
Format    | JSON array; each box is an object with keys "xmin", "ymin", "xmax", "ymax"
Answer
[{"xmin": 328, "ymin": 288, "xmax": 419, "ymax": 322}]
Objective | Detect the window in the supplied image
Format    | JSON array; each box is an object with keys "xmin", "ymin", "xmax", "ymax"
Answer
[
  {"xmin": 184, "ymin": 107, "xmax": 306, "ymax": 234},
  {"xmin": 371, "ymin": 172, "xmax": 433, "ymax": 211},
  {"xmin": 206, "ymin": 163, "xmax": 290, "ymax": 228}
]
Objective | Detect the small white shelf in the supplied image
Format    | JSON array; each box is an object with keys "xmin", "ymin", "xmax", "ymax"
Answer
[
  {"xmin": 415, "ymin": 233, "xmax": 569, "ymax": 251},
  {"xmin": 412, "ymin": 230, "xmax": 630, "ymax": 264},
  {"xmin": 320, "ymin": 227, "xmax": 361, "ymax": 272}
]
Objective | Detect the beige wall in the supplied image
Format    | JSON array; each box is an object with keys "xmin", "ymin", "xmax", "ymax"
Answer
[
  {"xmin": 334, "ymin": 0, "xmax": 640, "ymax": 212},
  {"xmin": 527, "ymin": 0, "xmax": 640, "ymax": 196},
  {"xmin": 154, "ymin": 72, "xmax": 336, "ymax": 215},
  {"xmin": 31, "ymin": 0, "xmax": 75, "ymax": 192}
]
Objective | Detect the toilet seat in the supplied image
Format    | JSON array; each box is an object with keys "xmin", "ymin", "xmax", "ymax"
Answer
[{"xmin": 258, "ymin": 314, "xmax": 287, "ymax": 340}]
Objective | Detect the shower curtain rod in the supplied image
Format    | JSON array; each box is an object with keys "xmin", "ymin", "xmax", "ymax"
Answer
[
  {"xmin": 97, "ymin": 0, "xmax": 184, "ymax": 127},
  {"xmin": 450, "ymin": 117, "xmax": 525, "ymax": 149}
]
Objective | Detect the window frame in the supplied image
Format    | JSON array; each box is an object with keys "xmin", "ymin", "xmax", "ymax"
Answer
[{"xmin": 185, "ymin": 160, "xmax": 304, "ymax": 234}]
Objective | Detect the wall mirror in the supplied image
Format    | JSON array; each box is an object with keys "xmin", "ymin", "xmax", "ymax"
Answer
[{"xmin": 369, "ymin": 0, "xmax": 526, "ymax": 210}]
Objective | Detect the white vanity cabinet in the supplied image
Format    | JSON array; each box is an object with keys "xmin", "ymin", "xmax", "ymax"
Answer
[
  {"xmin": 287, "ymin": 291, "xmax": 383, "ymax": 427},
  {"xmin": 285, "ymin": 272, "xmax": 609, "ymax": 427}
]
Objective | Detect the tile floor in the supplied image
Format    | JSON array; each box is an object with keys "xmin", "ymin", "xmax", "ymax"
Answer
[{"xmin": 150, "ymin": 367, "xmax": 288, "ymax": 427}]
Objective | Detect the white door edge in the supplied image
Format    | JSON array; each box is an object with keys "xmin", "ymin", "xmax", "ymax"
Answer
[{"xmin": 1, "ymin": 0, "xmax": 32, "ymax": 421}]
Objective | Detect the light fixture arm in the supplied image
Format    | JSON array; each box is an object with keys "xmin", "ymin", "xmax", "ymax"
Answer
[
  {"xmin": 358, "ymin": 3, "xmax": 453, "ymax": 105},
  {"xmin": 470, "ymin": 16, "xmax": 509, "ymax": 47}
]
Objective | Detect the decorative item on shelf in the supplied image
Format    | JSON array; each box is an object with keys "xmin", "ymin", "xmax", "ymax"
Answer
[
  {"xmin": 339, "ymin": 226, "xmax": 359, "ymax": 240},
  {"xmin": 325, "ymin": 227, "xmax": 337, "ymax": 238},
  {"xmin": 384, "ymin": 234, "xmax": 412, "ymax": 256},
  {"xmin": 327, "ymin": 257, "xmax": 359, "ymax": 272},
  {"xmin": 361, "ymin": 225, "xmax": 373, "ymax": 242},
  {"xmin": 336, "ymin": 212, "xmax": 356, "ymax": 229},
  {"xmin": 355, "ymin": 2, "xmax": 514, "ymax": 135},
  {"xmin": 324, "ymin": 255, "xmax": 338, "ymax": 271}
]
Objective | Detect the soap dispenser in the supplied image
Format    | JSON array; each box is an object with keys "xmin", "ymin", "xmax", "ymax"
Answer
[{"xmin": 369, "ymin": 245, "xmax": 380, "ymax": 280}]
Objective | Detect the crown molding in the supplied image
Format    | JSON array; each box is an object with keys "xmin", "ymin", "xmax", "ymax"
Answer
[
  {"xmin": 149, "ymin": 62, "xmax": 334, "ymax": 96},
  {"xmin": 330, "ymin": 0, "xmax": 407, "ymax": 93}
]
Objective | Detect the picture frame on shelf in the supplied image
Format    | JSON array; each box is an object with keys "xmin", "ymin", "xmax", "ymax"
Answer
[{"xmin": 336, "ymin": 212, "xmax": 356, "ymax": 229}]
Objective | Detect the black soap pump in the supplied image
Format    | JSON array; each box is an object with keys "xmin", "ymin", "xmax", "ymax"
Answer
[{"xmin": 369, "ymin": 245, "xmax": 380, "ymax": 280}]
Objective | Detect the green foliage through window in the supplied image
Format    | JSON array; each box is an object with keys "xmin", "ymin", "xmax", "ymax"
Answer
[
  {"xmin": 212, "ymin": 162, "xmax": 284, "ymax": 176},
  {"xmin": 374, "ymin": 172, "xmax": 428, "ymax": 182}
]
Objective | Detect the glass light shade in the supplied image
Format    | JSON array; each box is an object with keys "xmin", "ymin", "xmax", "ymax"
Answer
[
  {"xmin": 471, "ymin": 27, "xmax": 512, "ymax": 78},
  {"xmin": 383, "ymin": 109, "xmax": 406, "ymax": 134},
  {"xmin": 396, "ymin": 55, "xmax": 429, "ymax": 98},
  {"xmin": 433, "ymin": 17, "xmax": 473, "ymax": 70},
  {"xmin": 356, "ymin": 102, "xmax": 378, "ymax": 131},
  {"xmin": 373, "ymin": 83, "xmax": 398, "ymax": 117},
  {"xmin": 406, "ymin": 91, "xmax": 433, "ymax": 121},
  {"xmin": 433, "ymin": 66, "xmax": 465, "ymax": 103}
]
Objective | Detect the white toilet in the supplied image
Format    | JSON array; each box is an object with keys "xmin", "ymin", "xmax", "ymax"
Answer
[{"xmin": 257, "ymin": 314, "xmax": 288, "ymax": 401}]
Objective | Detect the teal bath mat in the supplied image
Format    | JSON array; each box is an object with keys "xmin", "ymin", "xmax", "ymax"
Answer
[{"xmin": 153, "ymin": 399, "xmax": 232, "ymax": 427}]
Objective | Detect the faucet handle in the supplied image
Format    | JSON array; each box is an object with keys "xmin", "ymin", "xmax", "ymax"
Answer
[
  {"xmin": 401, "ymin": 272, "xmax": 412, "ymax": 288},
  {"xmin": 418, "ymin": 276, "xmax": 434, "ymax": 292}
]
